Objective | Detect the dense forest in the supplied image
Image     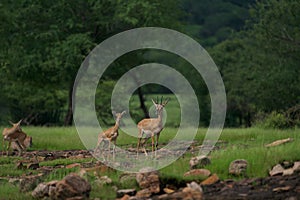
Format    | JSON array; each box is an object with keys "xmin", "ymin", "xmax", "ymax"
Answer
[{"xmin": 0, "ymin": 0, "xmax": 299, "ymax": 128}]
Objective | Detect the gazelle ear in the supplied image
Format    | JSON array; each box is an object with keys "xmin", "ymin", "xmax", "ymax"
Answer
[
  {"xmin": 162, "ymin": 98, "xmax": 170, "ymax": 106},
  {"xmin": 17, "ymin": 119, "xmax": 23, "ymax": 125},
  {"xmin": 121, "ymin": 111, "xmax": 126, "ymax": 115},
  {"xmin": 151, "ymin": 99, "xmax": 157, "ymax": 105},
  {"xmin": 112, "ymin": 111, "xmax": 116, "ymax": 116},
  {"xmin": 9, "ymin": 121, "xmax": 14, "ymax": 125}
]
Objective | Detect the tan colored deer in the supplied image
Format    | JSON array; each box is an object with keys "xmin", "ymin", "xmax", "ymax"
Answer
[
  {"xmin": 2, "ymin": 120, "xmax": 28, "ymax": 156},
  {"xmin": 137, "ymin": 97, "xmax": 169, "ymax": 156},
  {"xmin": 95, "ymin": 111, "xmax": 126, "ymax": 157}
]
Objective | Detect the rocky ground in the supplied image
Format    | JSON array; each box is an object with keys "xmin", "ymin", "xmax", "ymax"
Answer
[{"xmin": 1, "ymin": 149, "xmax": 299, "ymax": 199}]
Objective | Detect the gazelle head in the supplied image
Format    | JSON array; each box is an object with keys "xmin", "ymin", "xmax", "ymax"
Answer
[
  {"xmin": 112, "ymin": 111, "xmax": 126, "ymax": 122},
  {"xmin": 152, "ymin": 96, "xmax": 170, "ymax": 115},
  {"xmin": 9, "ymin": 119, "xmax": 23, "ymax": 132}
]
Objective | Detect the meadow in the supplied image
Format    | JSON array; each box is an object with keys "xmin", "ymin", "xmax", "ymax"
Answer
[{"xmin": 0, "ymin": 126, "xmax": 299, "ymax": 199}]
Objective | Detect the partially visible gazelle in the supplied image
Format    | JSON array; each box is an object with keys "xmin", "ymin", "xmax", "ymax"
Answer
[
  {"xmin": 137, "ymin": 97, "xmax": 169, "ymax": 156},
  {"xmin": 95, "ymin": 111, "xmax": 126, "ymax": 158},
  {"xmin": 2, "ymin": 120, "xmax": 28, "ymax": 156}
]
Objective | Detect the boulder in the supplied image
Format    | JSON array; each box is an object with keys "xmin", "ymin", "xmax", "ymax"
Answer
[
  {"xmin": 229, "ymin": 159, "xmax": 248, "ymax": 176},
  {"xmin": 136, "ymin": 167, "xmax": 160, "ymax": 194},
  {"xmin": 189, "ymin": 155, "xmax": 211, "ymax": 169},
  {"xmin": 32, "ymin": 174, "xmax": 91, "ymax": 199},
  {"xmin": 51, "ymin": 173, "xmax": 91, "ymax": 199}
]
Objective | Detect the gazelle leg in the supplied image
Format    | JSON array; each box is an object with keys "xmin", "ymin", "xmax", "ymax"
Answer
[
  {"xmin": 156, "ymin": 133, "xmax": 160, "ymax": 149},
  {"xmin": 137, "ymin": 129, "xmax": 142, "ymax": 156},
  {"xmin": 151, "ymin": 135, "xmax": 155, "ymax": 155}
]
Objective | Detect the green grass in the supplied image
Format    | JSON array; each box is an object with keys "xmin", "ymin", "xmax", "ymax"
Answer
[{"xmin": 0, "ymin": 126, "xmax": 299, "ymax": 199}]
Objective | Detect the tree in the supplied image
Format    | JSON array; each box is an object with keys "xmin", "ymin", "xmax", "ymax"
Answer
[{"xmin": 0, "ymin": 0, "xmax": 183, "ymax": 125}]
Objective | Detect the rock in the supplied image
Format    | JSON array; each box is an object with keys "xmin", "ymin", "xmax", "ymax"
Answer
[
  {"xmin": 200, "ymin": 174, "xmax": 219, "ymax": 186},
  {"xmin": 229, "ymin": 159, "xmax": 248, "ymax": 176},
  {"xmin": 183, "ymin": 169, "xmax": 211, "ymax": 178},
  {"xmin": 292, "ymin": 161, "xmax": 300, "ymax": 172},
  {"xmin": 116, "ymin": 189, "xmax": 136, "ymax": 198},
  {"xmin": 27, "ymin": 162, "xmax": 40, "ymax": 170},
  {"xmin": 136, "ymin": 167, "xmax": 160, "ymax": 194},
  {"xmin": 265, "ymin": 138, "xmax": 293, "ymax": 147},
  {"xmin": 19, "ymin": 173, "xmax": 44, "ymax": 192},
  {"xmin": 283, "ymin": 168, "xmax": 294, "ymax": 176},
  {"xmin": 189, "ymin": 155, "xmax": 211, "ymax": 169},
  {"xmin": 95, "ymin": 176, "xmax": 112, "ymax": 185},
  {"xmin": 159, "ymin": 182, "xmax": 203, "ymax": 200},
  {"xmin": 135, "ymin": 188, "xmax": 152, "ymax": 198},
  {"xmin": 269, "ymin": 164, "xmax": 285, "ymax": 176},
  {"xmin": 51, "ymin": 173, "xmax": 91, "ymax": 199},
  {"xmin": 32, "ymin": 183, "xmax": 49, "ymax": 199},
  {"xmin": 66, "ymin": 163, "xmax": 81, "ymax": 169},
  {"xmin": 163, "ymin": 188, "xmax": 175, "ymax": 194},
  {"xmin": 187, "ymin": 181, "xmax": 203, "ymax": 193},
  {"xmin": 119, "ymin": 194, "xmax": 130, "ymax": 200},
  {"xmin": 273, "ymin": 186, "xmax": 292, "ymax": 192}
]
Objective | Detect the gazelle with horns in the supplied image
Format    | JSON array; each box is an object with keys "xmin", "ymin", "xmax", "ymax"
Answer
[
  {"xmin": 2, "ymin": 119, "xmax": 28, "ymax": 156},
  {"xmin": 137, "ymin": 96, "xmax": 169, "ymax": 156}
]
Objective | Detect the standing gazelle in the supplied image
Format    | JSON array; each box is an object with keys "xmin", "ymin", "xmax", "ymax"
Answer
[
  {"xmin": 95, "ymin": 111, "xmax": 126, "ymax": 158},
  {"xmin": 137, "ymin": 97, "xmax": 169, "ymax": 156}
]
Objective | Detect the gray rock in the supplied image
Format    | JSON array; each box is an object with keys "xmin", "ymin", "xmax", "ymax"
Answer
[
  {"xmin": 189, "ymin": 155, "xmax": 211, "ymax": 169},
  {"xmin": 229, "ymin": 159, "xmax": 248, "ymax": 176}
]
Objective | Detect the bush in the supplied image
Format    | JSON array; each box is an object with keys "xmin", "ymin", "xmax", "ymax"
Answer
[{"xmin": 255, "ymin": 111, "xmax": 289, "ymax": 129}]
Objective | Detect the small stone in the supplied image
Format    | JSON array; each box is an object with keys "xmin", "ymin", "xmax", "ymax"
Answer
[
  {"xmin": 292, "ymin": 161, "xmax": 300, "ymax": 172},
  {"xmin": 163, "ymin": 188, "xmax": 175, "ymax": 194},
  {"xmin": 273, "ymin": 186, "xmax": 291, "ymax": 192},
  {"xmin": 27, "ymin": 163, "xmax": 40, "ymax": 170},
  {"xmin": 229, "ymin": 159, "xmax": 248, "ymax": 176},
  {"xmin": 187, "ymin": 181, "xmax": 202, "ymax": 192},
  {"xmin": 269, "ymin": 164, "xmax": 284, "ymax": 176},
  {"xmin": 95, "ymin": 176, "xmax": 112, "ymax": 185},
  {"xmin": 189, "ymin": 155, "xmax": 211, "ymax": 169},
  {"xmin": 135, "ymin": 189, "xmax": 152, "ymax": 198},
  {"xmin": 66, "ymin": 163, "xmax": 81, "ymax": 169},
  {"xmin": 183, "ymin": 169, "xmax": 211, "ymax": 178},
  {"xmin": 116, "ymin": 189, "xmax": 136, "ymax": 198},
  {"xmin": 283, "ymin": 168, "xmax": 294, "ymax": 176},
  {"xmin": 200, "ymin": 174, "xmax": 219, "ymax": 186}
]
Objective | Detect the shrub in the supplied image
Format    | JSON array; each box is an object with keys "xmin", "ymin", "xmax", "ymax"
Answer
[{"xmin": 255, "ymin": 111, "xmax": 289, "ymax": 129}]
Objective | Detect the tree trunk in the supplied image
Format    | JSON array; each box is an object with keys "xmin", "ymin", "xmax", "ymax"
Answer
[
  {"xmin": 64, "ymin": 85, "xmax": 73, "ymax": 126},
  {"xmin": 137, "ymin": 87, "xmax": 149, "ymax": 118}
]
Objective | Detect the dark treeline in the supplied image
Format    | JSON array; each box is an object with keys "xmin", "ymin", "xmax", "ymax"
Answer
[{"xmin": 0, "ymin": 0, "xmax": 299, "ymax": 127}]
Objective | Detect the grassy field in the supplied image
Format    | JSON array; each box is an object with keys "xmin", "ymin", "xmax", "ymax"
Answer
[{"xmin": 0, "ymin": 126, "xmax": 299, "ymax": 199}]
